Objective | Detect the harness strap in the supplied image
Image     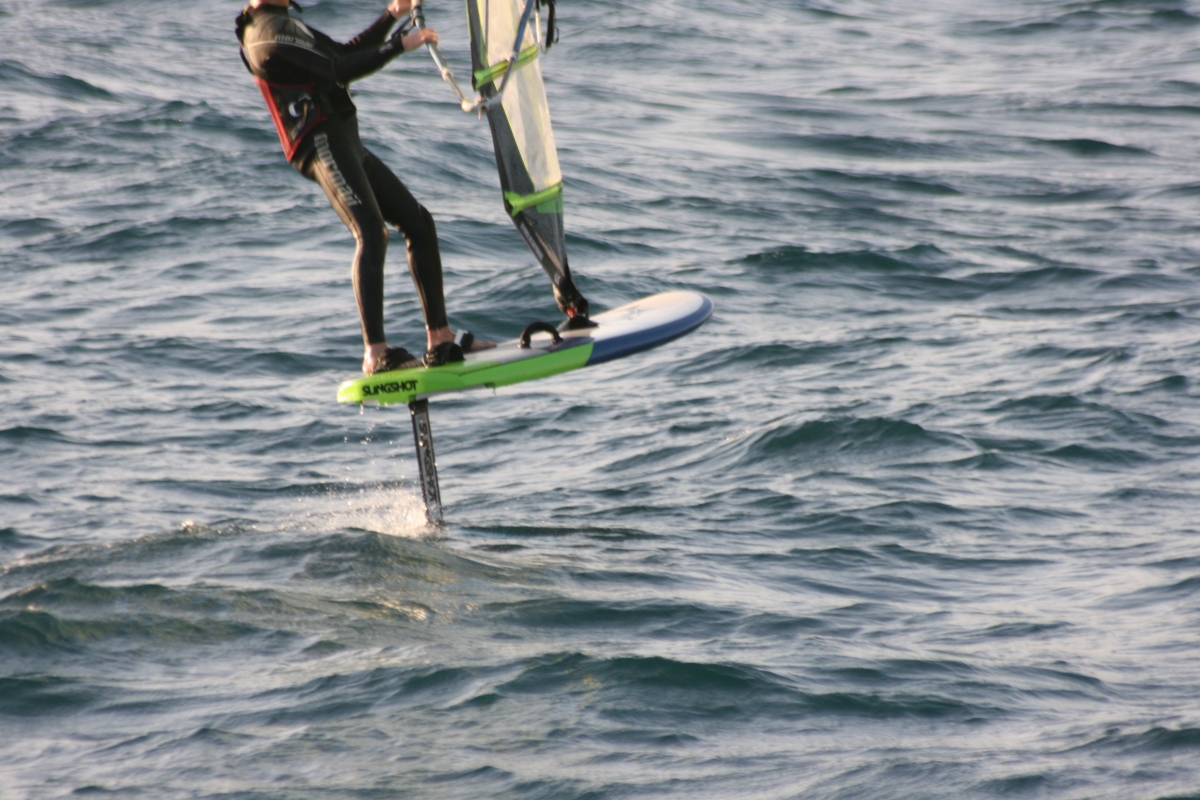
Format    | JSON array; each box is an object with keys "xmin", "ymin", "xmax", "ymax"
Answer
[{"xmin": 254, "ymin": 78, "xmax": 328, "ymax": 161}]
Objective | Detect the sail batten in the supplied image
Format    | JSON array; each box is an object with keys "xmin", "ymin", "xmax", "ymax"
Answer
[
  {"xmin": 473, "ymin": 44, "xmax": 540, "ymax": 87},
  {"xmin": 504, "ymin": 183, "xmax": 563, "ymax": 216}
]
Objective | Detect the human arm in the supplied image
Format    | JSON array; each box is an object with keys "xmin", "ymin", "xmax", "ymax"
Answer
[
  {"xmin": 384, "ymin": 1, "xmax": 439, "ymax": 53},
  {"xmin": 387, "ymin": 0, "xmax": 414, "ymax": 19},
  {"xmin": 246, "ymin": 17, "xmax": 407, "ymax": 84},
  {"xmin": 341, "ymin": 1, "xmax": 431, "ymax": 52},
  {"xmin": 341, "ymin": 10, "xmax": 399, "ymax": 52},
  {"xmin": 242, "ymin": 8, "xmax": 439, "ymax": 85}
]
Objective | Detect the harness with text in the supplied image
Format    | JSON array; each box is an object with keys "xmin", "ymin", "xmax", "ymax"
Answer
[
  {"xmin": 253, "ymin": 77, "xmax": 326, "ymax": 161},
  {"xmin": 237, "ymin": 8, "xmax": 328, "ymax": 161}
]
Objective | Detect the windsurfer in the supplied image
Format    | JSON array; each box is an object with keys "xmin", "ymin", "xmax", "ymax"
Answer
[{"xmin": 236, "ymin": 0, "xmax": 494, "ymax": 374}]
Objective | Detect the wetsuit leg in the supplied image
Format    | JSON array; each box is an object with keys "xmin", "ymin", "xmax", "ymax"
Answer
[
  {"xmin": 362, "ymin": 149, "xmax": 448, "ymax": 331},
  {"xmin": 296, "ymin": 123, "xmax": 390, "ymax": 345}
]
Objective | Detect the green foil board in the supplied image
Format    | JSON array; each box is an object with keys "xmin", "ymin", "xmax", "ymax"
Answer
[{"xmin": 337, "ymin": 339, "xmax": 594, "ymax": 406}]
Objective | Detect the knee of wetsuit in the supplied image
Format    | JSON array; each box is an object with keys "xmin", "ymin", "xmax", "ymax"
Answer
[
  {"xmin": 406, "ymin": 205, "xmax": 438, "ymax": 249},
  {"xmin": 354, "ymin": 219, "xmax": 389, "ymax": 262}
]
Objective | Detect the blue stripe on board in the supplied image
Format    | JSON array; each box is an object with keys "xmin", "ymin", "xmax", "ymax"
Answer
[{"xmin": 585, "ymin": 296, "xmax": 714, "ymax": 366}]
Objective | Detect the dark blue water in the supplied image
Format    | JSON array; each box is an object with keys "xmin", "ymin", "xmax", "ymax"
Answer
[{"xmin": 4, "ymin": 0, "xmax": 1200, "ymax": 797}]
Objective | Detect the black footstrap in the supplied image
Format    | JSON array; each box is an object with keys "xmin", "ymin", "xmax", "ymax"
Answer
[
  {"xmin": 519, "ymin": 321, "xmax": 563, "ymax": 348},
  {"xmin": 424, "ymin": 340, "xmax": 464, "ymax": 367}
]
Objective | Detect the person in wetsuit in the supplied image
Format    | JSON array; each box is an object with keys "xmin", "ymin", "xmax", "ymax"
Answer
[{"xmin": 236, "ymin": 0, "xmax": 491, "ymax": 374}]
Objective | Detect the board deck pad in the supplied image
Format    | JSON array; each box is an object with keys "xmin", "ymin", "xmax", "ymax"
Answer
[{"xmin": 337, "ymin": 291, "xmax": 713, "ymax": 406}]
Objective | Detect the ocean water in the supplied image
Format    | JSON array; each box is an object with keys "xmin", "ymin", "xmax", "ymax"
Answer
[{"xmin": 4, "ymin": 0, "xmax": 1200, "ymax": 797}]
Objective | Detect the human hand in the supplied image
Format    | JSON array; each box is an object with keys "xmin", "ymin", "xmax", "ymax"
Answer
[
  {"xmin": 387, "ymin": 0, "xmax": 412, "ymax": 19},
  {"xmin": 401, "ymin": 27, "xmax": 438, "ymax": 51}
]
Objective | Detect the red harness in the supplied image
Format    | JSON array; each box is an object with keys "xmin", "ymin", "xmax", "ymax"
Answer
[{"xmin": 254, "ymin": 77, "xmax": 327, "ymax": 161}]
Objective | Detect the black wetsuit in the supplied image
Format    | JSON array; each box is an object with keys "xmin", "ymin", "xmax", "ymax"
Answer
[{"xmin": 236, "ymin": 3, "xmax": 447, "ymax": 345}]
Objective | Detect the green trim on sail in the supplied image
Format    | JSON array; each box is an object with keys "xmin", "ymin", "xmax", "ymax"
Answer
[
  {"xmin": 474, "ymin": 44, "xmax": 540, "ymax": 87},
  {"xmin": 337, "ymin": 341, "xmax": 593, "ymax": 406},
  {"xmin": 504, "ymin": 183, "xmax": 563, "ymax": 216}
]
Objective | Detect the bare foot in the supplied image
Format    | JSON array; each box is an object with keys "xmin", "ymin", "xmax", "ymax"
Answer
[
  {"xmin": 426, "ymin": 326, "xmax": 495, "ymax": 352},
  {"xmin": 363, "ymin": 342, "xmax": 388, "ymax": 375},
  {"xmin": 466, "ymin": 336, "xmax": 497, "ymax": 351},
  {"xmin": 362, "ymin": 342, "xmax": 418, "ymax": 375}
]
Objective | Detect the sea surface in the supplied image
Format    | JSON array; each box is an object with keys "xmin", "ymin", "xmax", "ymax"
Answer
[{"xmin": 4, "ymin": 0, "xmax": 1200, "ymax": 797}]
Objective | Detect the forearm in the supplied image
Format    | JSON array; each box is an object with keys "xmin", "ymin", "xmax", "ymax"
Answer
[
  {"xmin": 343, "ymin": 10, "xmax": 397, "ymax": 52},
  {"xmin": 331, "ymin": 35, "xmax": 404, "ymax": 82},
  {"xmin": 266, "ymin": 35, "xmax": 404, "ymax": 84}
]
